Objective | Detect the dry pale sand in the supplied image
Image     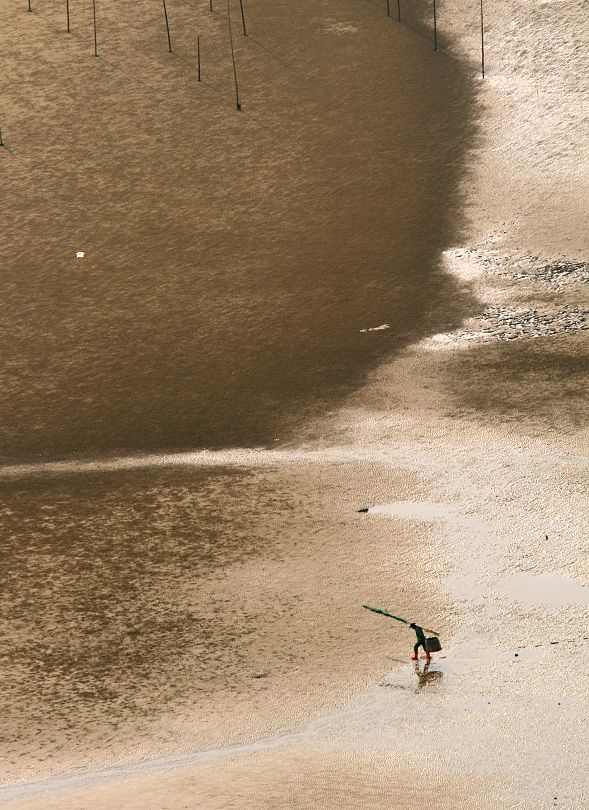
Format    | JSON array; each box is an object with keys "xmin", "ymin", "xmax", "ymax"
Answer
[{"xmin": 1, "ymin": 0, "xmax": 588, "ymax": 808}]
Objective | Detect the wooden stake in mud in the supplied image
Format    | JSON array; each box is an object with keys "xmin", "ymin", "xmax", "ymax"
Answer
[
  {"xmin": 209, "ymin": 0, "xmax": 213, "ymax": 11},
  {"xmin": 386, "ymin": 0, "xmax": 390, "ymax": 17},
  {"xmin": 28, "ymin": 0, "xmax": 32, "ymax": 12},
  {"xmin": 433, "ymin": 0, "xmax": 437, "ymax": 50},
  {"xmin": 66, "ymin": 0, "xmax": 70, "ymax": 32},
  {"xmin": 226, "ymin": 0, "xmax": 241, "ymax": 110},
  {"xmin": 480, "ymin": 0, "xmax": 485, "ymax": 78},
  {"xmin": 238, "ymin": 0, "xmax": 247, "ymax": 36},
  {"xmin": 163, "ymin": 0, "xmax": 173, "ymax": 53},
  {"xmin": 397, "ymin": 0, "xmax": 401, "ymax": 22},
  {"xmin": 197, "ymin": 36, "xmax": 201, "ymax": 81},
  {"xmin": 0, "ymin": 129, "xmax": 4, "ymax": 147},
  {"xmin": 92, "ymin": 0, "xmax": 98, "ymax": 56}
]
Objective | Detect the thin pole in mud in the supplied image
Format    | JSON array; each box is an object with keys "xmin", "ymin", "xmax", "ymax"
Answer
[
  {"xmin": 386, "ymin": 0, "xmax": 390, "ymax": 17},
  {"xmin": 0, "ymin": 129, "xmax": 3, "ymax": 147},
  {"xmin": 238, "ymin": 0, "xmax": 247, "ymax": 36},
  {"xmin": 197, "ymin": 36, "xmax": 201, "ymax": 81},
  {"xmin": 432, "ymin": 0, "xmax": 437, "ymax": 50},
  {"xmin": 397, "ymin": 0, "xmax": 401, "ymax": 22},
  {"xmin": 92, "ymin": 0, "xmax": 98, "ymax": 56},
  {"xmin": 226, "ymin": 0, "xmax": 242, "ymax": 110},
  {"xmin": 28, "ymin": 0, "xmax": 32, "ymax": 12},
  {"xmin": 163, "ymin": 0, "xmax": 173, "ymax": 53},
  {"xmin": 480, "ymin": 0, "xmax": 485, "ymax": 78},
  {"xmin": 66, "ymin": 0, "xmax": 70, "ymax": 32},
  {"xmin": 209, "ymin": 0, "xmax": 213, "ymax": 11}
]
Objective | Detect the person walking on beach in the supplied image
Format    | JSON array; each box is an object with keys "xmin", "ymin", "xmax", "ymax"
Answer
[
  {"xmin": 410, "ymin": 622, "xmax": 431, "ymax": 661},
  {"xmin": 362, "ymin": 605, "xmax": 441, "ymax": 660}
]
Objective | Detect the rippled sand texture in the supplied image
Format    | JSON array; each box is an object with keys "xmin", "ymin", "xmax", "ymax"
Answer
[
  {"xmin": 0, "ymin": 460, "xmax": 450, "ymax": 786},
  {"xmin": 2, "ymin": 746, "xmax": 493, "ymax": 810},
  {"xmin": 0, "ymin": 0, "xmax": 477, "ymax": 459},
  {"xmin": 1, "ymin": 0, "xmax": 478, "ymax": 793}
]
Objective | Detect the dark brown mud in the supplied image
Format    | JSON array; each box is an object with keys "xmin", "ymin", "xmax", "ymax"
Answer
[
  {"xmin": 0, "ymin": 0, "xmax": 478, "ymax": 792},
  {"xmin": 0, "ymin": 0, "xmax": 479, "ymax": 460}
]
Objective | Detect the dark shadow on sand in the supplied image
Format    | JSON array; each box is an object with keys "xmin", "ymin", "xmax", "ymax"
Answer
[{"xmin": 442, "ymin": 334, "xmax": 589, "ymax": 431}]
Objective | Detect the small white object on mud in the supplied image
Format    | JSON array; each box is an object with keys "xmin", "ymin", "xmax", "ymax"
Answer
[
  {"xmin": 76, "ymin": 251, "xmax": 85, "ymax": 258},
  {"xmin": 359, "ymin": 324, "xmax": 390, "ymax": 333}
]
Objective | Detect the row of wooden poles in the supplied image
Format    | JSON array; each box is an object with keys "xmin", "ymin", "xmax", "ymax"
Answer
[
  {"xmin": 24, "ymin": 0, "xmax": 487, "ymax": 80},
  {"xmin": 23, "ymin": 0, "xmax": 248, "ymax": 110},
  {"xmin": 165, "ymin": 0, "xmax": 247, "ymax": 109},
  {"xmin": 2, "ymin": 0, "xmax": 487, "ymax": 146}
]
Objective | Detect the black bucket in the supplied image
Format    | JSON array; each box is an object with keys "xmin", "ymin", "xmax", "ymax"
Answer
[{"xmin": 425, "ymin": 636, "xmax": 442, "ymax": 653}]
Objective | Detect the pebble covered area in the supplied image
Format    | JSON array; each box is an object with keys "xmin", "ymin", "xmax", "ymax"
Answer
[{"xmin": 426, "ymin": 250, "xmax": 588, "ymax": 347}]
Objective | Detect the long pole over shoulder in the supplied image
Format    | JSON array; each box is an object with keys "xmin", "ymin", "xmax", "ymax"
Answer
[
  {"xmin": 363, "ymin": 605, "xmax": 409, "ymax": 624},
  {"xmin": 363, "ymin": 605, "xmax": 440, "ymax": 635}
]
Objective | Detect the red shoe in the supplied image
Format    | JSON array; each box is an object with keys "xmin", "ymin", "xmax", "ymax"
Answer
[
  {"xmin": 410, "ymin": 654, "xmax": 419, "ymax": 660},
  {"xmin": 425, "ymin": 653, "xmax": 432, "ymax": 660}
]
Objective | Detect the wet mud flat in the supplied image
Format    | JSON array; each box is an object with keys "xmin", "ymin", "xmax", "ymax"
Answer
[
  {"xmin": 1, "ymin": 0, "xmax": 479, "ymax": 799},
  {"xmin": 1, "ymin": 744, "xmax": 494, "ymax": 810},
  {"xmin": 0, "ymin": 0, "xmax": 477, "ymax": 460},
  {"xmin": 0, "ymin": 459, "xmax": 450, "ymax": 789},
  {"xmin": 5, "ymin": 404, "xmax": 588, "ymax": 809},
  {"xmin": 3, "ymin": 0, "xmax": 588, "ymax": 807}
]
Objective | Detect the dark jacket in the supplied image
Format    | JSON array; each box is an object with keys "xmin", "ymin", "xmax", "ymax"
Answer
[{"xmin": 410, "ymin": 623, "xmax": 426, "ymax": 643}]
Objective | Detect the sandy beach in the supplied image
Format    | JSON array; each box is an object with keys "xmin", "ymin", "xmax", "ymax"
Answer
[{"xmin": 1, "ymin": 0, "xmax": 588, "ymax": 807}]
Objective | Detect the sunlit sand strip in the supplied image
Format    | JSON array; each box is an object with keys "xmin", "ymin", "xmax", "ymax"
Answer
[
  {"xmin": 0, "ymin": 449, "xmax": 306, "ymax": 479},
  {"xmin": 0, "ymin": 729, "xmax": 304, "ymax": 804},
  {"xmin": 1, "ymin": 433, "xmax": 586, "ymax": 480},
  {"xmin": 0, "ymin": 447, "xmax": 372, "ymax": 480}
]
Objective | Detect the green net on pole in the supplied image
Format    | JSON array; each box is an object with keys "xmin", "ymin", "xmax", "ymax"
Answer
[{"xmin": 362, "ymin": 605, "xmax": 409, "ymax": 624}]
